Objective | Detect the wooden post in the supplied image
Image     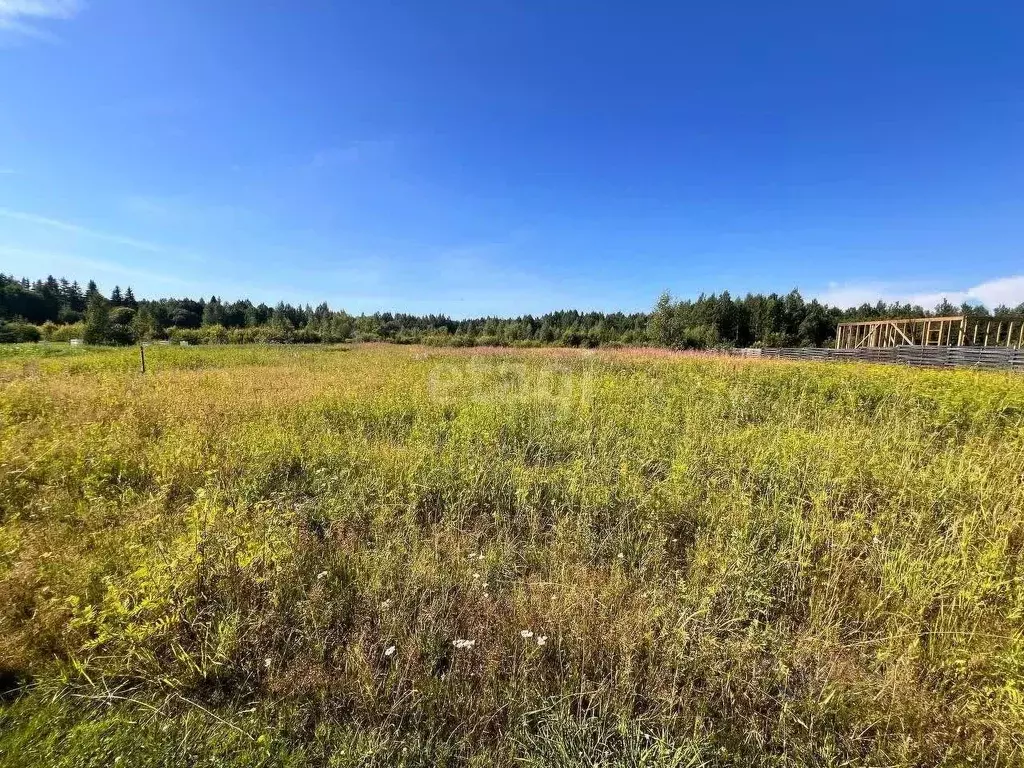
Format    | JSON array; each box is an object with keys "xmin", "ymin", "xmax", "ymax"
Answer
[
  {"xmin": 139, "ymin": 343, "xmax": 146, "ymax": 374},
  {"xmin": 1008, "ymin": 322, "xmax": 1016, "ymax": 349}
]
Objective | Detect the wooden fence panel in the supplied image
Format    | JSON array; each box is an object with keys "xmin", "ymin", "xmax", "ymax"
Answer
[{"xmin": 759, "ymin": 345, "xmax": 1024, "ymax": 371}]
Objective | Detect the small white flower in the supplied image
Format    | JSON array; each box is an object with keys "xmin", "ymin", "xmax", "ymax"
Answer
[
  {"xmin": 381, "ymin": 599, "xmax": 392, "ymax": 609},
  {"xmin": 453, "ymin": 638, "xmax": 476, "ymax": 649},
  {"xmin": 536, "ymin": 635, "xmax": 547, "ymax": 646},
  {"xmin": 617, "ymin": 552, "xmax": 625, "ymax": 559},
  {"xmin": 263, "ymin": 657, "xmax": 272, "ymax": 668},
  {"xmin": 520, "ymin": 629, "xmax": 534, "ymax": 639},
  {"xmin": 472, "ymin": 573, "xmax": 480, "ymax": 579},
  {"xmin": 872, "ymin": 535, "xmax": 881, "ymax": 545},
  {"xmin": 483, "ymin": 592, "xmax": 490, "ymax": 598},
  {"xmin": 316, "ymin": 571, "xmax": 328, "ymax": 580},
  {"xmin": 384, "ymin": 645, "xmax": 396, "ymax": 657}
]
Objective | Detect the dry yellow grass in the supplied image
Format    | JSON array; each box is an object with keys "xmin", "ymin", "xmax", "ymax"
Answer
[{"xmin": 1, "ymin": 343, "xmax": 1023, "ymax": 766}]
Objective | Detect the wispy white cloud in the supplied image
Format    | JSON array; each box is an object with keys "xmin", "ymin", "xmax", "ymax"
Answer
[
  {"xmin": 0, "ymin": 207, "xmax": 172, "ymax": 254},
  {"xmin": 309, "ymin": 140, "xmax": 396, "ymax": 170},
  {"xmin": 418, "ymin": 241, "xmax": 580, "ymax": 317},
  {"xmin": 432, "ymin": 243, "xmax": 508, "ymax": 278},
  {"xmin": 814, "ymin": 275, "xmax": 1024, "ymax": 311},
  {"xmin": 0, "ymin": 245, "xmax": 197, "ymax": 290},
  {"xmin": 0, "ymin": 0, "xmax": 82, "ymax": 42},
  {"xmin": 119, "ymin": 195, "xmax": 254, "ymax": 230}
]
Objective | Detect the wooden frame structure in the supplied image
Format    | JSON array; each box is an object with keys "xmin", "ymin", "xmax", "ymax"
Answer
[{"xmin": 835, "ymin": 316, "xmax": 1024, "ymax": 350}]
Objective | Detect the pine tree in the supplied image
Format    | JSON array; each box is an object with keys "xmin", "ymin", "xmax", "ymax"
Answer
[
  {"xmin": 202, "ymin": 296, "xmax": 223, "ymax": 326},
  {"xmin": 110, "ymin": 286, "xmax": 123, "ymax": 306},
  {"xmin": 134, "ymin": 307, "xmax": 157, "ymax": 340},
  {"xmin": 123, "ymin": 287, "xmax": 138, "ymax": 309},
  {"xmin": 83, "ymin": 293, "xmax": 111, "ymax": 344},
  {"xmin": 69, "ymin": 281, "xmax": 85, "ymax": 312}
]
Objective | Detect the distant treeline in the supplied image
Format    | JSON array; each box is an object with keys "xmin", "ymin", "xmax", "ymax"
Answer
[{"xmin": 1, "ymin": 272, "xmax": 1021, "ymax": 348}]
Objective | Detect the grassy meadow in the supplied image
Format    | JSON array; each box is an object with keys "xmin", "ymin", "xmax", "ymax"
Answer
[{"xmin": 1, "ymin": 343, "xmax": 1023, "ymax": 766}]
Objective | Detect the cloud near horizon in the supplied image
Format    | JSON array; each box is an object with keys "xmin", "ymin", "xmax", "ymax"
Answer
[{"xmin": 815, "ymin": 275, "xmax": 1024, "ymax": 312}]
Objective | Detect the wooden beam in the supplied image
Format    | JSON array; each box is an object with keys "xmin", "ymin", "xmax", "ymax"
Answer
[
  {"xmin": 856, "ymin": 324, "xmax": 878, "ymax": 349},
  {"xmin": 891, "ymin": 321, "xmax": 913, "ymax": 345},
  {"xmin": 835, "ymin": 315, "xmax": 1024, "ymax": 349}
]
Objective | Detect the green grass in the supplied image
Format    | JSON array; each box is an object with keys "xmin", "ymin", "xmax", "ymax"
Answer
[{"xmin": 1, "ymin": 344, "xmax": 1023, "ymax": 766}]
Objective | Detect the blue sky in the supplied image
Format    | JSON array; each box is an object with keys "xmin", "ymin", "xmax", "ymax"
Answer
[{"xmin": 1, "ymin": 1, "xmax": 1023, "ymax": 316}]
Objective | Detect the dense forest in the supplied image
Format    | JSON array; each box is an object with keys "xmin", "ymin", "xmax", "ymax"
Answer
[{"xmin": 1, "ymin": 272, "xmax": 1021, "ymax": 348}]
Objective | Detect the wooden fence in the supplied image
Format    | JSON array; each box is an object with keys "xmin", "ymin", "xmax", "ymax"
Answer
[{"xmin": 758, "ymin": 345, "xmax": 1024, "ymax": 372}]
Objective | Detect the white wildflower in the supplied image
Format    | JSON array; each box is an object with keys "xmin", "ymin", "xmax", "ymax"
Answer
[
  {"xmin": 384, "ymin": 645, "xmax": 396, "ymax": 657},
  {"xmin": 316, "ymin": 571, "xmax": 328, "ymax": 580},
  {"xmin": 872, "ymin": 535, "xmax": 881, "ymax": 545},
  {"xmin": 536, "ymin": 635, "xmax": 547, "ymax": 646},
  {"xmin": 617, "ymin": 552, "xmax": 625, "ymax": 559},
  {"xmin": 263, "ymin": 657, "xmax": 272, "ymax": 668},
  {"xmin": 453, "ymin": 638, "xmax": 476, "ymax": 650},
  {"xmin": 520, "ymin": 629, "xmax": 534, "ymax": 639},
  {"xmin": 473, "ymin": 572, "xmax": 480, "ymax": 579}
]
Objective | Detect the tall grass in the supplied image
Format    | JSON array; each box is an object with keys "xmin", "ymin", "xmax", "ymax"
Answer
[{"xmin": 1, "ymin": 344, "xmax": 1023, "ymax": 766}]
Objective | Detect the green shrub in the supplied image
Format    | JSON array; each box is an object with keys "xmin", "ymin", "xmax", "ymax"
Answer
[{"xmin": 0, "ymin": 320, "xmax": 41, "ymax": 343}]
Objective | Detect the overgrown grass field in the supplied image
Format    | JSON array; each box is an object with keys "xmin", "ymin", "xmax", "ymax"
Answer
[{"xmin": 1, "ymin": 344, "xmax": 1023, "ymax": 766}]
